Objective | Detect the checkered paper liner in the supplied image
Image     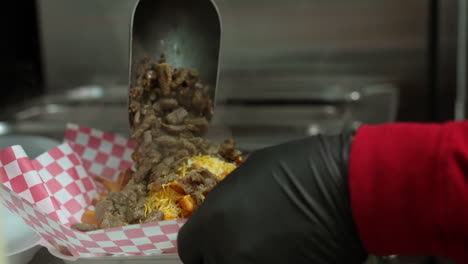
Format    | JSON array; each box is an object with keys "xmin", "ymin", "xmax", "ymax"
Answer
[{"xmin": 0, "ymin": 124, "xmax": 187, "ymax": 257}]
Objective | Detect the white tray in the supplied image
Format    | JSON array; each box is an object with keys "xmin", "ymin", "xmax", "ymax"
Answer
[{"xmin": 48, "ymin": 247, "xmax": 182, "ymax": 264}]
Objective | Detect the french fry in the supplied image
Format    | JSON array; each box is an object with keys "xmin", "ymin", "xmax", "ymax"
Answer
[
  {"xmin": 81, "ymin": 210, "xmax": 98, "ymax": 226},
  {"xmin": 217, "ymin": 172, "xmax": 229, "ymax": 181},
  {"xmin": 95, "ymin": 168, "xmax": 134, "ymax": 194},
  {"xmin": 169, "ymin": 181, "xmax": 186, "ymax": 194},
  {"xmin": 234, "ymin": 156, "xmax": 243, "ymax": 166},
  {"xmin": 178, "ymin": 196, "xmax": 196, "ymax": 216},
  {"xmin": 91, "ymin": 198, "xmax": 99, "ymax": 206},
  {"xmin": 94, "ymin": 177, "xmax": 120, "ymax": 192},
  {"xmin": 117, "ymin": 168, "xmax": 133, "ymax": 190}
]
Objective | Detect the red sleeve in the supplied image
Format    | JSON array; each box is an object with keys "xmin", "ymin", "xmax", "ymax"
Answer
[{"xmin": 349, "ymin": 121, "xmax": 468, "ymax": 263}]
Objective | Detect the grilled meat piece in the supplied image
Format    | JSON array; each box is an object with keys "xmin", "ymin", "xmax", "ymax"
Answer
[
  {"xmin": 166, "ymin": 108, "xmax": 188, "ymax": 125},
  {"xmin": 84, "ymin": 54, "xmax": 242, "ymax": 229},
  {"xmin": 143, "ymin": 210, "xmax": 165, "ymax": 223},
  {"xmin": 158, "ymin": 98, "xmax": 179, "ymax": 111}
]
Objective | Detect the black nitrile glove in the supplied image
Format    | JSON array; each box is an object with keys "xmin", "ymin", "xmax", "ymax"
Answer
[{"xmin": 178, "ymin": 132, "xmax": 367, "ymax": 264}]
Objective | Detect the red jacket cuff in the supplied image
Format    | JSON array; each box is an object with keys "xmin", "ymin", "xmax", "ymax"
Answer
[{"xmin": 349, "ymin": 122, "xmax": 468, "ymax": 262}]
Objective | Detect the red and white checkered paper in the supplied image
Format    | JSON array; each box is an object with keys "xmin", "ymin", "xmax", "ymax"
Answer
[{"xmin": 0, "ymin": 124, "xmax": 186, "ymax": 257}]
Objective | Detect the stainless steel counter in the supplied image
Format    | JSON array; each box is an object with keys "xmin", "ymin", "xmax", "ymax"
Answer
[
  {"xmin": 28, "ymin": 248, "xmax": 64, "ymax": 264},
  {"xmin": 0, "ymin": 82, "xmax": 398, "ymax": 153}
]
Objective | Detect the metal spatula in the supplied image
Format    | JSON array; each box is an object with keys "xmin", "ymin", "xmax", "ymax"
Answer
[{"xmin": 128, "ymin": 0, "xmax": 221, "ymax": 124}]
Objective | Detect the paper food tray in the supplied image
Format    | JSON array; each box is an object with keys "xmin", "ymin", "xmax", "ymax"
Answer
[{"xmin": 0, "ymin": 123, "xmax": 186, "ymax": 257}]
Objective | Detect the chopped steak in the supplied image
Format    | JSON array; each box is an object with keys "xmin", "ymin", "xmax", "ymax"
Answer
[
  {"xmin": 154, "ymin": 60, "xmax": 172, "ymax": 95},
  {"xmin": 179, "ymin": 138, "xmax": 197, "ymax": 155},
  {"xmin": 220, "ymin": 139, "xmax": 235, "ymax": 154},
  {"xmin": 220, "ymin": 139, "xmax": 242, "ymax": 161},
  {"xmin": 126, "ymin": 197, "xmax": 146, "ymax": 223},
  {"xmin": 158, "ymin": 98, "xmax": 179, "ymax": 110},
  {"xmin": 188, "ymin": 137, "xmax": 205, "ymax": 148},
  {"xmin": 146, "ymin": 69, "xmax": 157, "ymax": 82},
  {"xmin": 134, "ymin": 159, "xmax": 152, "ymax": 182},
  {"xmin": 95, "ymin": 199, "xmax": 113, "ymax": 222},
  {"xmin": 191, "ymin": 90, "xmax": 208, "ymax": 113},
  {"xmin": 171, "ymin": 68, "xmax": 189, "ymax": 88},
  {"xmin": 148, "ymin": 149, "xmax": 162, "ymax": 164},
  {"xmin": 174, "ymin": 149, "xmax": 190, "ymax": 160},
  {"xmin": 131, "ymin": 114, "xmax": 157, "ymax": 140},
  {"xmin": 95, "ymin": 179, "xmax": 148, "ymax": 227},
  {"xmin": 177, "ymin": 86, "xmax": 194, "ymax": 108},
  {"xmin": 161, "ymin": 156, "xmax": 177, "ymax": 167},
  {"xmin": 155, "ymin": 135, "xmax": 179, "ymax": 148},
  {"xmin": 130, "ymin": 86, "xmax": 144, "ymax": 100},
  {"xmin": 87, "ymin": 54, "xmax": 243, "ymax": 228},
  {"xmin": 143, "ymin": 210, "xmax": 165, "ymax": 223},
  {"xmin": 178, "ymin": 168, "xmax": 219, "ymax": 205},
  {"xmin": 185, "ymin": 117, "xmax": 209, "ymax": 135},
  {"xmin": 149, "ymin": 163, "xmax": 170, "ymax": 183},
  {"xmin": 166, "ymin": 108, "xmax": 188, "ymax": 125},
  {"xmin": 100, "ymin": 211, "xmax": 128, "ymax": 229},
  {"xmin": 202, "ymin": 142, "xmax": 221, "ymax": 155},
  {"xmin": 143, "ymin": 130, "xmax": 152, "ymax": 144},
  {"xmin": 161, "ymin": 123, "xmax": 186, "ymax": 134}
]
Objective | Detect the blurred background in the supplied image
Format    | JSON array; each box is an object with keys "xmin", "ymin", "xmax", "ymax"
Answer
[
  {"xmin": 7, "ymin": 0, "xmax": 465, "ymax": 151},
  {"xmin": 5, "ymin": 0, "xmax": 467, "ymax": 263}
]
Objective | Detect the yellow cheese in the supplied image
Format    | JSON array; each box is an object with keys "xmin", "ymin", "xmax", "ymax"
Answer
[
  {"xmin": 145, "ymin": 184, "xmax": 184, "ymax": 219},
  {"xmin": 187, "ymin": 154, "xmax": 237, "ymax": 180},
  {"xmin": 144, "ymin": 155, "xmax": 237, "ymax": 219}
]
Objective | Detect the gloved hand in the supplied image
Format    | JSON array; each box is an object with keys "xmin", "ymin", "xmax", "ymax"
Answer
[{"xmin": 178, "ymin": 132, "xmax": 368, "ymax": 264}]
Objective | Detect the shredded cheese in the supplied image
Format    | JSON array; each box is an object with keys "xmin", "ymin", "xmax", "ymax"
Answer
[
  {"xmin": 187, "ymin": 154, "xmax": 237, "ymax": 180},
  {"xmin": 177, "ymin": 162, "xmax": 188, "ymax": 178},
  {"xmin": 144, "ymin": 155, "xmax": 238, "ymax": 219},
  {"xmin": 145, "ymin": 184, "xmax": 184, "ymax": 219}
]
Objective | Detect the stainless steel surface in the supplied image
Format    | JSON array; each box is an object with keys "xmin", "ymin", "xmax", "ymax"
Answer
[
  {"xmin": 37, "ymin": 0, "xmax": 137, "ymax": 91},
  {"xmin": 0, "ymin": 107, "xmax": 129, "ymax": 141},
  {"xmin": 213, "ymin": 83, "xmax": 398, "ymax": 151},
  {"xmin": 129, "ymin": 0, "xmax": 221, "ymax": 125},
  {"xmin": 0, "ymin": 83, "xmax": 397, "ymax": 152},
  {"xmin": 29, "ymin": 248, "xmax": 64, "ymax": 264},
  {"xmin": 213, "ymin": 0, "xmax": 427, "ymax": 121},
  {"xmin": 38, "ymin": 0, "xmax": 428, "ymax": 120},
  {"xmin": 0, "ymin": 135, "xmax": 59, "ymax": 158},
  {"xmin": 455, "ymin": 0, "xmax": 468, "ymax": 120},
  {"xmin": 435, "ymin": 0, "xmax": 459, "ymax": 121}
]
